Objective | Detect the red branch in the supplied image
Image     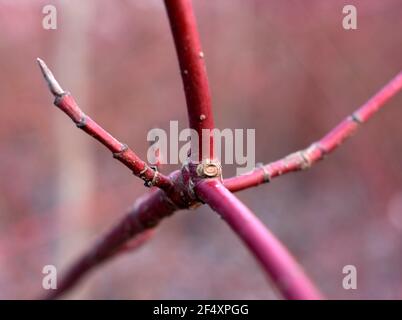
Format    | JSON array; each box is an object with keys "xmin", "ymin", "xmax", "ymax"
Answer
[
  {"xmin": 196, "ymin": 179, "xmax": 323, "ymax": 300},
  {"xmin": 37, "ymin": 58, "xmax": 173, "ymax": 191},
  {"xmin": 32, "ymin": 0, "xmax": 402, "ymax": 301},
  {"xmin": 165, "ymin": 0, "xmax": 215, "ymax": 161},
  {"xmin": 44, "ymin": 187, "xmax": 177, "ymax": 299},
  {"xmin": 224, "ymin": 71, "xmax": 402, "ymax": 192}
]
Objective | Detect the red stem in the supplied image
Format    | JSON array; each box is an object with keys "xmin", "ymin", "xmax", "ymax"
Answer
[
  {"xmin": 195, "ymin": 179, "xmax": 323, "ymax": 300},
  {"xmin": 37, "ymin": 58, "xmax": 172, "ymax": 191},
  {"xmin": 44, "ymin": 188, "xmax": 177, "ymax": 299},
  {"xmin": 33, "ymin": 1, "xmax": 402, "ymax": 300},
  {"xmin": 224, "ymin": 71, "xmax": 402, "ymax": 192},
  {"xmin": 165, "ymin": 0, "xmax": 215, "ymax": 161}
]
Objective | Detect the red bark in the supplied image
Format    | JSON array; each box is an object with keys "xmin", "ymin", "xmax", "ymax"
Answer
[
  {"xmin": 35, "ymin": 0, "xmax": 402, "ymax": 300},
  {"xmin": 196, "ymin": 179, "xmax": 322, "ymax": 300},
  {"xmin": 37, "ymin": 58, "xmax": 173, "ymax": 191},
  {"xmin": 165, "ymin": 0, "xmax": 215, "ymax": 161},
  {"xmin": 224, "ymin": 71, "xmax": 402, "ymax": 192},
  {"xmin": 44, "ymin": 187, "xmax": 177, "ymax": 300}
]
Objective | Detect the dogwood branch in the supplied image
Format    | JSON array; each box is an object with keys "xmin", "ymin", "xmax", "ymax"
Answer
[
  {"xmin": 37, "ymin": 58, "xmax": 173, "ymax": 191},
  {"xmin": 44, "ymin": 188, "xmax": 178, "ymax": 299},
  {"xmin": 35, "ymin": 0, "xmax": 402, "ymax": 301},
  {"xmin": 224, "ymin": 71, "xmax": 402, "ymax": 192},
  {"xmin": 195, "ymin": 179, "xmax": 322, "ymax": 300},
  {"xmin": 165, "ymin": 0, "xmax": 215, "ymax": 160}
]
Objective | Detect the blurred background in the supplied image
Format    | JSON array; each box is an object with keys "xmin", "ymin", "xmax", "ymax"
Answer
[{"xmin": 1, "ymin": 0, "xmax": 402, "ymax": 299}]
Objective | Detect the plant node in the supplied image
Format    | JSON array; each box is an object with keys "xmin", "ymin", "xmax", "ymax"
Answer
[{"xmin": 196, "ymin": 159, "xmax": 222, "ymax": 179}]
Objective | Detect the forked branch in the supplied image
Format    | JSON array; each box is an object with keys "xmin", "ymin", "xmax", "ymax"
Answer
[
  {"xmin": 224, "ymin": 71, "xmax": 402, "ymax": 192},
  {"xmin": 35, "ymin": 0, "xmax": 402, "ymax": 301},
  {"xmin": 37, "ymin": 58, "xmax": 173, "ymax": 191},
  {"xmin": 195, "ymin": 179, "xmax": 323, "ymax": 300}
]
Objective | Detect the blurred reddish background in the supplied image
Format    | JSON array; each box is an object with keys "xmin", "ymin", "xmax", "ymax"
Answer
[{"xmin": 1, "ymin": 0, "xmax": 402, "ymax": 299}]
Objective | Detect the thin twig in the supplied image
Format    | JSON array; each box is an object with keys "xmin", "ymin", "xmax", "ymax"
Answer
[
  {"xmin": 37, "ymin": 58, "xmax": 173, "ymax": 191},
  {"xmin": 224, "ymin": 71, "xmax": 402, "ymax": 192},
  {"xmin": 195, "ymin": 179, "xmax": 323, "ymax": 300}
]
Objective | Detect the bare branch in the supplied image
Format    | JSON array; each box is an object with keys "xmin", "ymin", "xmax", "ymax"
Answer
[
  {"xmin": 44, "ymin": 188, "xmax": 178, "ymax": 299},
  {"xmin": 195, "ymin": 179, "xmax": 323, "ymax": 300},
  {"xmin": 33, "ymin": 1, "xmax": 402, "ymax": 301},
  {"xmin": 224, "ymin": 71, "xmax": 402, "ymax": 192},
  {"xmin": 37, "ymin": 58, "xmax": 173, "ymax": 191},
  {"xmin": 165, "ymin": 0, "xmax": 215, "ymax": 161}
]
